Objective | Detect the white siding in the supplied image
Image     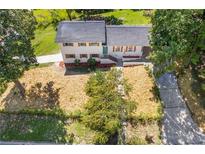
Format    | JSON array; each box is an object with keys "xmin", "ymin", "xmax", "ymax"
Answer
[{"xmin": 60, "ymin": 42, "xmax": 103, "ymax": 63}]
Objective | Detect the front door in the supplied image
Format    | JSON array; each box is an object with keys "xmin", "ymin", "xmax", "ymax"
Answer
[{"xmin": 103, "ymin": 46, "xmax": 108, "ymax": 55}]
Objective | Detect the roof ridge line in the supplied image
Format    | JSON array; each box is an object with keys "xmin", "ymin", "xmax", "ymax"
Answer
[
  {"xmin": 61, "ymin": 20, "xmax": 105, "ymax": 23},
  {"xmin": 106, "ymin": 25, "xmax": 152, "ymax": 28}
]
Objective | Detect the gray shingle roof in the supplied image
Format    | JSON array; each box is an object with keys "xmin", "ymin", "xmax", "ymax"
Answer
[
  {"xmin": 56, "ymin": 21, "xmax": 106, "ymax": 43},
  {"xmin": 106, "ymin": 25, "xmax": 151, "ymax": 46}
]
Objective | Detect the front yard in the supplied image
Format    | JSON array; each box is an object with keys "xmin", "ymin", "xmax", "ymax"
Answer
[{"xmin": 0, "ymin": 64, "xmax": 162, "ymax": 144}]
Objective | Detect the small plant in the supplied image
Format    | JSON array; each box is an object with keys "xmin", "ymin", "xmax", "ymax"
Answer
[
  {"xmin": 87, "ymin": 58, "xmax": 96, "ymax": 71},
  {"xmin": 74, "ymin": 59, "xmax": 80, "ymax": 66}
]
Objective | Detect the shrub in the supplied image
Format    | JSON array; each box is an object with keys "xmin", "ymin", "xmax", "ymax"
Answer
[
  {"xmin": 74, "ymin": 59, "xmax": 81, "ymax": 66},
  {"xmin": 87, "ymin": 58, "xmax": 97, "ymax": 71},
  {"xmin": 93, "ymin": 132, "xmax": 109, "ymax": 144},
  {"xmin": 83, "ymin": 15, "xmax": 123, "ymax": 25},
  {"xmin": 0, "ymin": 107, "xmax": 68, "ymax": 119}
]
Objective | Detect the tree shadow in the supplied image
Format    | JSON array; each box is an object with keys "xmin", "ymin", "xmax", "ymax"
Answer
[
  {"xmin": 0, "ymin": 81, "xmax": 76, "ymax": 144},
  {"xmin": 2, "ymin": 81, "xmax": 61, "ymax": 111},
  {"xmin": 0, "ymin": 113, "xmax": 73, "ymax": 144},
  {"xmin": 26, "ymin": 81, "xmax": 60, "ymax": 110}
]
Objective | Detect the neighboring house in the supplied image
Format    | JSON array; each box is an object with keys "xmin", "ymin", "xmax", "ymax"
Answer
[{"xmin": 56, "ymin": 20, "xmax": 151, "ymax": 67}]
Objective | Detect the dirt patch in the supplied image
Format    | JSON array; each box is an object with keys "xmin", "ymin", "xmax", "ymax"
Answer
[
  {"xmin": 0, "ymin": 65, "xmax": 90, "ymax": 113},
  {"xmin": 123, "ymin": 65, "xmax": 161, "ymax": 119}
]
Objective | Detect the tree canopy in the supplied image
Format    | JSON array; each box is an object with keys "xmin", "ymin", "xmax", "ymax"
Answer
[
  {"xmin": 0, "ymin": 10, "xmax": 37, "ymax": 96},
  {"xmin": 150, "ymin": 10, "xmax": 205, "ymax": 76}
]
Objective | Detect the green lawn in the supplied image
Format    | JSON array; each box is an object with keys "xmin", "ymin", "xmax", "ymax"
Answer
[
  {"xmin": 32, "ymin": 25, "xmax": 60, "ymax": 56},
  {"xmin": 0, "ymin": 113, "xmax": 70, "ymax": 143},
  {"xmin": 101, "ymin": 10, "xmax": 151, "ymax": 25},
  {"xmin": 0, "ymin": 112, "xmax": 97, "ymax": 144}
]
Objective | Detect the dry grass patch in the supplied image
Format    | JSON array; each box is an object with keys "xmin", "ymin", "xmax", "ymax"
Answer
[
  {"xmin": 123, "ymin": 65, "xmax": 161, "ymax": 119},
  {"xmin": 0, "ymin": 65, "xmax": 90, "ymax": 113},
  {"xmin": 126, "ymin": 122, "xmax": 161, "ymax": 144},
  {"xmin": 123, "ymin": 65, "xmax": 162, "ymax": 144}
]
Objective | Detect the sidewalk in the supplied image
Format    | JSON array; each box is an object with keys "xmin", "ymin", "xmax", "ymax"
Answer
[{"xmin": 36, "ymin": 53, "xmax": 63, "ymax": 64}]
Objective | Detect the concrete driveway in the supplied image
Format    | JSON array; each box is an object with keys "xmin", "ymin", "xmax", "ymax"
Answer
[
  {"xmin": 36, "ymin": 53, "xmax": 63, "ymax": 64},
  {"xmin": 157, "ymin": 73, "xmax": 205, "ymax": 144}
]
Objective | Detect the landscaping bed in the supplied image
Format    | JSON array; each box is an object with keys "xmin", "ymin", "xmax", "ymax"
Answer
[{"xmin": 123, "ymin": 65, "xmax": 162, "ymax": 144}]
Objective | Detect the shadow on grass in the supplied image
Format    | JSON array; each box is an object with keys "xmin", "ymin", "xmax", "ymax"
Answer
[{"xmin": 0, "ymin": 113, "xmax": 71, "ymax": 143}]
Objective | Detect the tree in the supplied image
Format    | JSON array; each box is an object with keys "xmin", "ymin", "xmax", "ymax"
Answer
[
  {"xmin": 65, "ymin": 9, "xmax": 76, "ymax": 21},
  {"xmin": 0, "ymin": 10, "xmax": 37, "ymax": 97},
  {"xmin": 75, "ymin": 10, "xmax": 113, "ymax": 20},
  {"xmin": 150, "ymin": 10, "xmax": 205, "ymax": 76},
  {"xmin": 82, "ymin": 69, "xmax": 136, "ymax": 144},
  {"xmin": 49, "ymin": 10, "xmax": 68, "ymax": 30}
]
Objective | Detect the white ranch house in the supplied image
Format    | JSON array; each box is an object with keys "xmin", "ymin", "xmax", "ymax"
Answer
[{"xmin": 56, "ymin": 21, "xmax": 151, "ymax": 67}]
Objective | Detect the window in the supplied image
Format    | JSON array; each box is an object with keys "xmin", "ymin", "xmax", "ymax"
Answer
[
  {"xmin": 80, "ymin": 54, "xmax": 87, "ymax": 58},
  {"xmin": 65, "ymin": 54, "xmax": 75, "ymax": 58},
  {"xmin": 89, "ymin": 43, "xmax": 99, "ymax": 46},
  {"xmin": 128, "ymin": 46, "xmax": 134, "ymax": 51},
  {"xmin": 113, "ymin": 46, "xmax": 121, "ymax": 52},
  {"xmin": 90, "ymin": 54, "xmax": 99, "ymax": 58},
  {"xmin": 63, "ymin": 43, "xmax": 73, "ymax": 46},
  {"xmin": 78, "ymin": 43, "xmax": 86, "ymax": 46}
]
